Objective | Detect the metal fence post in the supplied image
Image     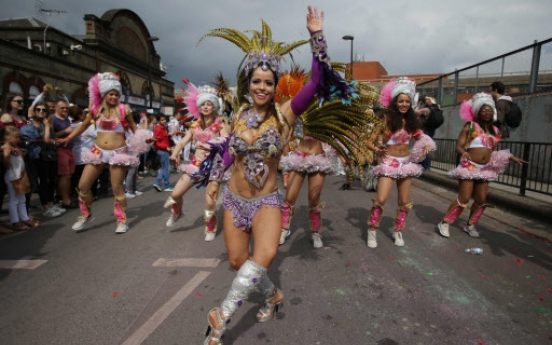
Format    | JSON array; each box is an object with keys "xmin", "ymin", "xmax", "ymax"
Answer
[
  {"xmin": 438, "ymin": 76, "xmax": 444, "ymax": 106},
  {"xmin": 529, "ymin": 40, "xmax": 541, "ymax": 94},
  {"xmin": 520, "ymin": 143, "xmax": 530, "ymax": 196}
]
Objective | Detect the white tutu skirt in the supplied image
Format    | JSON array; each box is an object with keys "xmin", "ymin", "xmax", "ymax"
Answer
[
  {"xmin": 448, "ymin": 149, "xmax": 511, "ymax": 181},
  {"xmin": 372, "ymin": 155, "xmax": 423, "ymax": 179},
  {"xmin": 280, "ymin": 146, "xmax": 339, "ymax": 175},
  {"xmin": 82, "ymin": 145, "xmax": 139, "ymax": 167}
]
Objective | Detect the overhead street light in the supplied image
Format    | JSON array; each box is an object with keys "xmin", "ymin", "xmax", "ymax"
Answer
[
  {"xmin": 147, "ymin": 36, "xmax": 159, "ymax": 109},
  {"xmin": 342, "ymin": 35, "xmax": 354, "ymax": 79}
]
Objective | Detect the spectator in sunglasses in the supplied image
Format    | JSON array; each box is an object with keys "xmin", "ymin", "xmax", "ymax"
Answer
[{"xmin": 1, "ymin": 93, "xmax": 27, "ymax": 129}]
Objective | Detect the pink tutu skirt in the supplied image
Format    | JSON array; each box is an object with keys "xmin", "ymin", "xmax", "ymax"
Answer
[
  {"xmin": 448, "ymin": 149, "xmax": 511, "ymax": 181},
  {"xmin": 372, "ymin": 155, "xmax": 423, "ymax": 179},
  {"xmin": 280, "ymin": 147, "xmax": 338, "ymax": 175},
  {"xmin": 82, "ymin": 145, "xmax": 139, "ymax": 167},
  {"xmin": 179, "ymin": 155, "xmax": 201, "ymax": 176}
]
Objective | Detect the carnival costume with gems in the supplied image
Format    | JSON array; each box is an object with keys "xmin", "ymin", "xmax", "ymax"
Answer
[
  {"xmin": 164, "ymin": 83, "xmax": 224, "ymax": 234},
  {"xmin": 368, "ymin": 78, "xmax": 436, "ymax": 245},
  {"xmin": 77, "ymin": 72, "xmax": 153, "ymax": 228},
  {"xmin": 198, "ymin": 19, "xmax": 359, "ymax": 344},
  {"xmin": 441, "ymin": 93, "xmax": 511, "ymax": 229}
]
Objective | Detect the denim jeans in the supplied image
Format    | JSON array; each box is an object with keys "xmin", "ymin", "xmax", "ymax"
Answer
[
  {"xmin": 420, "ymin": 128, "xmax": 435, "ymax": 170},
  {"xmin": 154, "ymin": 150, "xmax": 171, "ymax": 188},
  {"xmin": 125, "ymin": 166, "xmax": 137, "ymax": 193}
]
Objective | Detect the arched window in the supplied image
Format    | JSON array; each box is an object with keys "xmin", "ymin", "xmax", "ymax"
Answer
[
  {"xmin": 29, "ymin": 85, "xmax": 40, "ymax": 100},
  {"xmin": 9, "ymin": 82, "xmax": 23, "ymax": 95}
]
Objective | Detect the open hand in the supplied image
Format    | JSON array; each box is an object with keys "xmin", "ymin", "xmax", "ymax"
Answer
[{"xmin": 306, "ymin": 6, "xmax": 324, "ymax": 34}]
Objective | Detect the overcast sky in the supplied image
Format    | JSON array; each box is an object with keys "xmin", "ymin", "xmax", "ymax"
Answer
[{"xmin": 3, "ymin": 0, "xmax": 552, "ymax": 90}]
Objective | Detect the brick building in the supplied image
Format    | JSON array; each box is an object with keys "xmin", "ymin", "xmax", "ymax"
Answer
[
  {"xmin": 348, "ymin": 61, "xmax": 441, "ymax": 96},
  {"xmin": 0, "ymin": 9, "xmax": 174, "ymax": 113}
]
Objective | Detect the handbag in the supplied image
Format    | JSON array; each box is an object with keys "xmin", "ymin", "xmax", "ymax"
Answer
[
  {"xmin": 40, "ymin": 144, "xmax": 57, "ymax": 162},
  {"xmin": 11, "ymin": 170, "xmax": 31, "ymax": 195}
]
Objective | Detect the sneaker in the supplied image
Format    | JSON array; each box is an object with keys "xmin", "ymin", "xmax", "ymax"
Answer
[
  {"xmin": 438, "ymin": 222, "xmax": 450, "ymax": 238},
  {"xmin": 393, "ymin": 231, "xmax": 405, "ymax": 246},
  {"xmin": 463, "ymin": 224, "xmax": 480, "ymax": 238},
  {"xmin": 153, "ymin": 184, "xmax": 163, "ymax": 192},
  {"xmin": 367, "ymin": 230, "xmax": 377, "ymax": 248},
  {"xmin": 72, "ymin": 215, "xmax": 95, "ymax": 231},
  {"xmin": 204, "ymin": 231, "xmax": 216, "ymax": 242},
  {"xmin": 134, "ymin": 190, "xmax": 143, "ymax": 196},
  {"xmin": 115, "ymin": 222, "xmax": 129, "ymax": 234},
  {"xmin": 279, "ymin": 229, "xmax": 291, "ymax": 245},
  {"xmin": 166, "ymin": 213, "xmax": 182, "ymax": 227},
  {"xmin": 164, "ymin": 186, "xmax": 174, "ymax": 192},
  {"xmin": 125, "ymin": 192, "xmax": 136, "ymax": 199},
  {"xmin": 312, "ymin": 232, "xmax": 323, "ymax": 248},
  {"xmin": 42, "ymin": 208, "xmax": 62, "ymax": 218},
  {"xmin": 53, "ymin": 206, "xmax": 67, "ymax": 214}
]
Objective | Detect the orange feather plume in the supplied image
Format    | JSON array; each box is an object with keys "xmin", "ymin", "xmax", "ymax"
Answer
[{"xmin": 275, "ymin": 65, "xmax": 307, "ymax": 104}]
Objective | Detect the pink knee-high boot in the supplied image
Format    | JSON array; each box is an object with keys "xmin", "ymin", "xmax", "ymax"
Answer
[
  {"xmin": 164, "ymin": 196, "xmax": 182, "ymax": 218},
  {"xmin": 114, "ymin": 195, "xmax": 127, "ymax": 223},
  {"xmin": 309, "ymin": 203, "xmax": 325, "ymax": 232},
  {"xmin": 442, "ymin": 199, "xmax": 468, "ymax": 224},
  {"xmin": 369, "ymin": 198, "xmax": 385, "ymax": 229},
  {"xmin": 77, "ymin": 188, "xmax": 93, "ymax": 218},
  {"xmin": 468, "ymin": 202, "xmax": 494, "ymax": 225},
  {"xmin": 394, "ymin": 202, "xmax": 414, "ymax": 231},
  {"xmin": 281, "ymin": 202, "xmax": 294, "ymax": 230}
]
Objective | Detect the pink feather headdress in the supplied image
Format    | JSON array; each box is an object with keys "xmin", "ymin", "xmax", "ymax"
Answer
[
  {"xmin": 459, "ymin": 99, "xmax": 475, "ymax": 122},
  {"xmin": 183, "ymin": 83, "xmax": 200, "ymax": 119},
  {"xmin": 379, "ymin": 78, "xmax": 396, "ymax": 107},
  {"xmin": 88, "ymin": 74, "xmax": 102, "ymax": 115}
]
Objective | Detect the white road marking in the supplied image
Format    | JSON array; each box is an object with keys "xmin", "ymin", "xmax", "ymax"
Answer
[
  {"xmin": 0, "ymin": 260, "xmax": 48, "ymax": 269},
  {"xmin": 121, "ymin": 270, "xmax": 211, "ymax": 345},
  {"xmin": 152, "ymin": 258, "xmax": 221, "ymax": 268}
]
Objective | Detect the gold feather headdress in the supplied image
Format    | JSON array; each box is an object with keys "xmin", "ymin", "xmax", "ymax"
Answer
[
  {"xmin": 278, "ymin": 63, "xmax": 382, "ymax": 162},
  {"xmin": 199, "ymin": 20, "xmax": 309, "ymax": 110}
]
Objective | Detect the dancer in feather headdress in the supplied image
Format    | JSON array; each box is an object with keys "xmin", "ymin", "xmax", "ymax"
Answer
[
  {"xmin": 436, "ymin": 93, "xmax": 527, "ymax": 239},
  {"xmin": 197, "ymin": 7, "xmax": 358, "ymax": 344},
  {"xmin": 163, "ymin": 83, "xmax": 228, "ymax": 242},
  {"xmin": 57, "ymin": 72, "xmax": 153, "ymax": 234},
  {"xmin": 366, "ymin": 77, "xmax": 437, "ymax": 248},
  {"xmin": 278, "ymin": 65, "xmax": 379, "ymax": 248}
]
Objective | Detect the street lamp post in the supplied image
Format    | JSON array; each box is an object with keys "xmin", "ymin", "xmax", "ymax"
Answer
[
  {"xmin": 342, "ymin": 35, "xmax": 354, "ymax": 79},
  {"xmin": 147, "ymin": 37, "xmax": 159, "ymax": 109}
]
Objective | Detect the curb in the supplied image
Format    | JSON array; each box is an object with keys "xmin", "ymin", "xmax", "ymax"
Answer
[{"xmin": 415, "ymin": 171, "xmax": 552, "ymax": 225}]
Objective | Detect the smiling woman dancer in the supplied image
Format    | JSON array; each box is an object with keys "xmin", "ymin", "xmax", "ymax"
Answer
[
  {"xmin": 58, "ymin": 73, "xmax": 152, "ymax": 234},
  {"xmin": 366, "ymin": 78, "xmax": 436, "ymax": 248},
  {"xmin": 198, "ymin": 6, "xmax": 357, "ymax": 344},
  {"xmin": 437, "ymin": 93, "xmax": 527, "ymax": 238},
  {"xmin": 164, "ymin": 84, "xmax": 228, "ymax": 241}
]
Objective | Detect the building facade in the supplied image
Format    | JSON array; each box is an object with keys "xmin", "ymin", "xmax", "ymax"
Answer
[{"xmin": 0, "ymin": 9, "xmax": 174, "ymax": 112}]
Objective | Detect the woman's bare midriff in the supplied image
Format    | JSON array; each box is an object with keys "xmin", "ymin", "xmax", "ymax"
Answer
[
  {"xmin": 296, "ymin": 138, "xmax": 323, "ymax": 155},
  {"xmin": 227, "ymin": 157, "xmax": 280, "ymax": 198},
  {"xmin": 386, "ymin": 144, "xmax": 410, "ymax": 158},
  {"xmin": 467, "ymin": 147, "xmax": 493, "ymax": 165},
  {"xmin": 95, "ymin": 132, "xmax": 127, "ymax": 150}
]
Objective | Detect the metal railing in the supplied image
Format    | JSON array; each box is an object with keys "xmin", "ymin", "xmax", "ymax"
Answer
[
  {"xmin": 417, "ymin": 38, "xmax": 552, "ymax": 107},
  {"xmin": 432, "ymin": 139, "xmax": 552, "ymax": 196}
]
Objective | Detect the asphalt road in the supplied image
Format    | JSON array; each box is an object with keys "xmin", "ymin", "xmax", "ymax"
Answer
[{"xmin": 0, "ymin": 172, "xmax": 551, "ymax": 345}]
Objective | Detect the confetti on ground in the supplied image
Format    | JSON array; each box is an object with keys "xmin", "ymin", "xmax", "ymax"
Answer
[
  {"xmin": 112, "ymin": 292, "xmax": 117, "ymax": 298},
  {"xmin": 514, "ymin": 258, "xmax": 524, "ymax": 263},
  {"xmin": 389, "ymin": 256, "xmax": 393, "ymax": 260},
  {"xmin": 517, "ymin": 228, "xmax": 551, "ymax": 245},
  {"xmin": 481, "ymin": 275, "xmax": 486, "ymax": 280},
  {"xmin": 542, "ymin": 276, "xmax": 546, "ymax": 281},
  {"xmin": 347, "ymin": 262, "xmax": 354, "ymax": 267},
  {"xmin": 478, "ymin": 341, "xmax": 485, "ymax": 345},
  {"xmin": 540, "ymin": 297, "xmax": 545, "ymax": 301},
  {"xmin": 527, "ymin": 275, "xmax": 531, "ymax": 279},
  {"xmin": 505, "ymin": 264, "xmax": 510, "ymax": 268},
  {"xmin": 547, "ymin": 288, "xmax": 552, "ymax": 293},
  {"xmin": 195, "ymin": 291, "xmax": 203, "ymax": 297}
]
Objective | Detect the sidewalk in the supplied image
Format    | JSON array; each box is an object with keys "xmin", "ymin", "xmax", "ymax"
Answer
[{"xmin": 414, "ymin": 169, "xmax": 552, "ymax": 225}]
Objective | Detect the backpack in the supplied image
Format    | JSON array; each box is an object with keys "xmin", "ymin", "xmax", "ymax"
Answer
[
  {"xmin": 505, "ymin": 101, "xmax": 522, "ymax": 129},
  {"xmin": 425, "ymin": 104, "xmax": 444, "ymax": 130}
]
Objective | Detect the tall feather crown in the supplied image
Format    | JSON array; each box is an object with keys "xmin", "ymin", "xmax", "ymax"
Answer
[{"xmin": 198, "ymin": 20, "xmax": 309, "ymax": 77}]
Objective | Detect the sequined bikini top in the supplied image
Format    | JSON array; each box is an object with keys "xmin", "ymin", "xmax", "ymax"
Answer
[
  {"xmin": 191, "ymin": 118, "xmax": 223, "ymax": 143},
  {"xmin": 384, "ymin": 128, "xmax": 422, "ymax": 145},
  {"xmin": 465, "ymin": 122, "xmax": 500, "ymax": 150},
  {"xmin": 229, "ymin": 109, "xmax": 284, "ymax": 188},
  {"xmin": 93, "ymin": 104, "xmax": 127, "ymax": 133}
]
